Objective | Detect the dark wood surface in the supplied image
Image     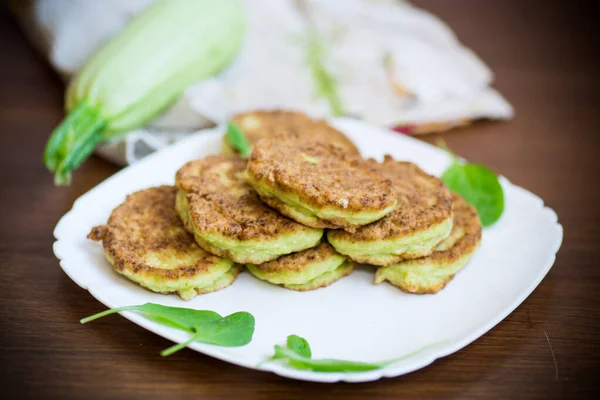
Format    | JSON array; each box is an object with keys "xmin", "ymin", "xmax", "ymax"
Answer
[{"xmin": 1, "ymin": 1, "xmax": 598, "ymax": 398}]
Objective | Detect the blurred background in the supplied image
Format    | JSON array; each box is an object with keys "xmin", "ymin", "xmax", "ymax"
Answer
[{"xmin": 11, "ymin": 0, "xmax": 514, "ymax": 168}]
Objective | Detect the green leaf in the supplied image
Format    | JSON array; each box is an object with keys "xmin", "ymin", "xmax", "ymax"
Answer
[
  {"xmin": 159, "ymin": 312, "xmax": 254, "ymax": 356},
  {"xmin": 226, "ymin": 121, "xmax": 251, "ymax": 157},
  {"xmin": 81, "ymin": 304, "xmax": 255, "ymax": 356},
  {"xmin": 262, "ymin": 334, "xmax": 443, "ymax": 373},
  {"xmin": 441, "ymin": 163, "xmax": 504, "ymax": 227},
  {"xmin": 286, "ymin": 334, "xmax": 311, "ymax": 358},
  {"xmin": 192, "ymin": 312, "xmax": 255, "ymax": 347},
  {"xmin": 140, "ymin": 304, "xmax": 222, "ymax": 332},
  {"xmin": 268, "ymin": 346, "xmax": 387, "ymax": 372},
  {"xmin": 81, "ymin": 303, "xmax": 222, "ymax": 332}
]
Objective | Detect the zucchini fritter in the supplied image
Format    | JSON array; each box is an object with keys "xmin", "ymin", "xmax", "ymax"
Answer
[
  {"xmin": 327, "ymin": 156, "xmax": 453, "ymax": 265},
  {"xmin": 88, "ymin": 186, "xmax": 240, "ymax": 300},
  {"xmin": 245, "ymin": 140, "xmax": 397, "ymax": 232},
  {"xmin": 176, "ymin": 156, "xmax": 323, "ymax": 264},
  {"xmin": 246, "ymin": 242, "xmax": 354, "ymax": 291},
  {"xmin": 374, "ymin": 194, "xmax": 482, "ymax": 293},
  {"xmin": 223, "ymin": 110, "xmax": 359, "ymax": 156}
]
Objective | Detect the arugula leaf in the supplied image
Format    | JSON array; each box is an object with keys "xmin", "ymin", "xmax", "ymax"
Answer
[
  {"xmin": 273, "ymin": 346, "xmax": 385, "ymax": 372},
  {"xmin": 262, "ymin": 334, "xmax": 443, "ymax": 373},
  {"xmin": 287, "ymin": 334, "xmax": 311, "ymax": 358},
  {"xmin": 226, "ymin": 121, "xmax": 251, "ymax": 157},
  {"xmin": 81, "ymin": 303, "xmax": 255, "ymax": 356},
  {"xmin": 442, "ymin": 163, "xmax": 504, "ymax": 226},
  {"xmin": 160, "ymin": 313, "xmax": 254, "ymax": 356},
  {"xmin": 439, "ymin": 141, "xmax": 504, "ymax": 227},
  {"xmin": 260, "ymin": 334, "xmax": 312, "ymax": 367},
  {"xmin": 81, "ymin": 303, "xmax": 221, "ymax": 332},
  {"xmin": 193, "ymin": 312, "xmax": 255, "ymax": 347}
]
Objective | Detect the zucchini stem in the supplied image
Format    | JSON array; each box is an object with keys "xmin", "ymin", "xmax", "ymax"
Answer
[{"xmin": 43, "ymin": 101, "xmax": 107, "ymax": 186}]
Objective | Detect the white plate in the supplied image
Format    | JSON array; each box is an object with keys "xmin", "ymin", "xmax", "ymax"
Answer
[{"xmin": 54, "ymin": 118, "xmax": 563, "ymax": 383}]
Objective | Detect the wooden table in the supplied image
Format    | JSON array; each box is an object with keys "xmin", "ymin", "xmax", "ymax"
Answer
[{"xmin": 1, "ymin": 1, "xmax": 598, "ymax": 398}]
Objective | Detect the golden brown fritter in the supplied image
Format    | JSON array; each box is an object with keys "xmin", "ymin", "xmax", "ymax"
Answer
[
  {"xmin": 224, "ymin": 110, "xmax": 359, "ymax": 155},
  {"xmin": 245, "ymin": 140, "xmax": 397, "ymax": 232},
  {"xmin": 287, "ymin": 262, "xmax": 354, "ymax": 292},
  {"xmin": 346, "ymin": 157, "xmax": 452, "ymax": 241},
  {"xmin": 88, "ymin": 186, "xmax": 241, "ymax": 300},
  {"xmin": 252, "ymin": 242, "xmax": 342, "ymax": 273},
  {"xmin": 175, "ymin": 155, "xmax": 323, "ymax": 264},
  {"xmin": 246, "ymin": 242, "xmax": 355, "ymax": 291},
  {"xmin": 327, "ymin": 156, "xmax": 453, "ymax": 265},
  {"xmin": 428, "ymin": 194, "xmax": 482, "ymax": 264},
  {"xmin": 374, "ymin": 194, "xmax": 482, "ymax": 294}
]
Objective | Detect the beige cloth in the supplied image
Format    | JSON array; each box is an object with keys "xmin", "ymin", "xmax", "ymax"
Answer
[{"xmin": 13, "ymin": 0, "xmax": 512, "ymax": 165}]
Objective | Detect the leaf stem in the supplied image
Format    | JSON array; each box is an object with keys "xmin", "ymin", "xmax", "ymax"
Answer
[
  {"xmin": 80, "ymin": 305, "xmax": 140, "ymax": 324},
  {"xmin": 160, "ymin": 332, "xmax": 201, "ymax": 357},
  {"xmin": 380, "ymin": 340, "xmax": 447, "ymax": 367}
]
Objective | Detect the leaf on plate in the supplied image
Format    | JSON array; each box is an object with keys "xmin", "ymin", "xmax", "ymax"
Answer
[
  {"xmin": 193, "ymin": 312, "xmax": 255, "ymax": 347},
  {"xmin": 261, "ymin": 334, "xmax": 443, "ymax": 373},
  {"xmin": 438, "ymin": 140, "xmax": 504, "ymax": 227},
  {"xmin": 226, "ymin": 121, "xmax": 251, "ymax": 157},
  {"xmin": 441, "ymin": 163, "xmax": 504, "ymax": 227},
  {"xmin": 287, "ymin": 334, "xmax": 312, "ymax": 358},
  {"xmin": 81, "ymin": 303, "xmax": 255, "ymax": 356},
  {"xmin": 81, "ymin": 303, "xmax": 222, "ymax": 332}
]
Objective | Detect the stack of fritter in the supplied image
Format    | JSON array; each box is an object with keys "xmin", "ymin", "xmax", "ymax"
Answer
[{"xmin": 89, "ymin": 111, "xmax": 481, "ymax": 300}]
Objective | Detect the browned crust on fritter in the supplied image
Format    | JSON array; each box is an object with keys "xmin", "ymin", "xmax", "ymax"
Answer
[
  {"xmin": 176, "ymin": 155, "xmax": 318, "ymax": 240},
  {"xmin": 250, "ymin": 242, "xmax": 342, "ymax": 273},
  {"xmin": 284, "ymin": 262, "xmax": 355, "ymax": 292},
  {"xmin": 228, "ymin": 110, "xmax": 359, "ymax": 155},
  {"xmin": 328, "ymin": 156, "xmax": 452, "ymax": 242},
  {"xmin": 399, "ymin": 275, "xmax": 455, "ymax": 294},
  {"xmin": 253, "ymin": 194, "xmax": 340, "ymax": 230},
  {"xmin": 195, "ymin": 265, "xmax": 243, "ymax": 294},
  {"xmin": 87, "ymin": 186, "xmax": 232, "ymax": 280},
  {"xmin": 387, "ymin": 194, "xmax": 482, "ymax": 294},
  {"xmin": 246, "ymin": 140, "xmax": 396, "ymax": 228},
  {"xmin": 411, "ymin": 194, "xmax": 482, "ymax": 265}
]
